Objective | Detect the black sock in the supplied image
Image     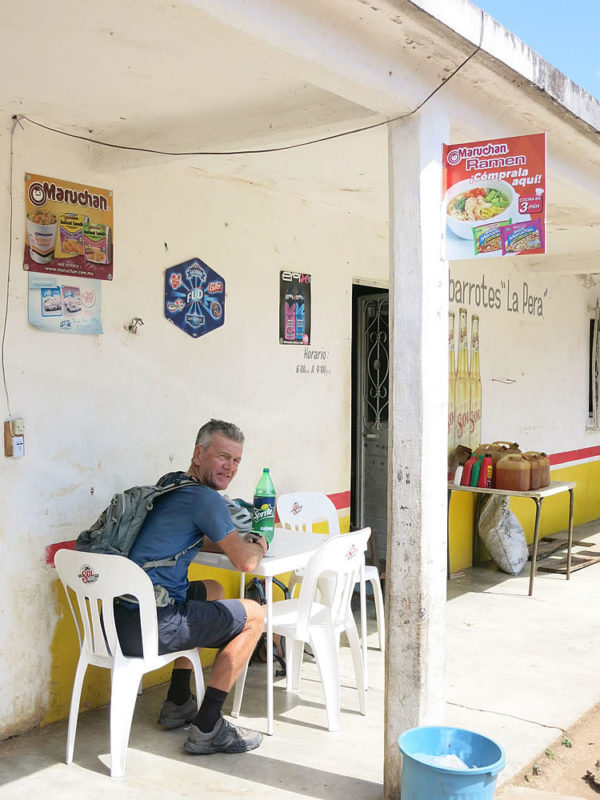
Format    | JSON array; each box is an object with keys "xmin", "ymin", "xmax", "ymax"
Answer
[
  {"xmin": 166, "ymin": 668, "xmax": 192, "ymax": 706},
  {"xmin": 193, "ymin": 686, "xmax": 228, "ymax": 733}
]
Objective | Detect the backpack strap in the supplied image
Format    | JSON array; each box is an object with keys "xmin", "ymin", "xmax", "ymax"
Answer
[
  {"xmin": 246, "ymin": 577, "xmax": 267, "ymax": 604},
  {"xmin": 140, "ymin": 537, "xmax": 202, "ymax": 571},
  {"xmin": 155, "ymin": 472, "xmax": 200, "ymax": 490},
  {"xmin": 118, "ymin": 583, "xmax": 175, "ymax": 608},
  {"xmin": 139, "ymin": 474, "xmax": 203, "ymax": 569},
  {"xmin": 272, "ymin": 576, "xmax": 291, "ymax": 599}
]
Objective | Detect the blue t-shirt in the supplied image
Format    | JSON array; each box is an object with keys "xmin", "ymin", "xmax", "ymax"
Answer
[{"xmin": 128, "ymin": 472, "xmax": 233, "ymax": 603}]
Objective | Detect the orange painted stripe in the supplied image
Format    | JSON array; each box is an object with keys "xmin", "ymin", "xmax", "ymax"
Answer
[{"xmin": 549, "ymin": 445, "xmax": 600, "ymax": 466}]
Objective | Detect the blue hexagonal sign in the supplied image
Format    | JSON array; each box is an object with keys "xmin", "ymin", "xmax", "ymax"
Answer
[{"xmin": 164, "ymin": 257, "xmax": 225, "ymax": 338}]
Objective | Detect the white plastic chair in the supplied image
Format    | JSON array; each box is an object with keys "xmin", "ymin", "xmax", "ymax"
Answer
[
  {"xmin": 54, "ymin": 549, "xmax": 204, "ymax": 777},
  {"xmin": 277, "ymin": 492, "xmax": 385, "ymax": 657},
  {"xmin": 276, "ymin": 491, "xmax": 340, "ymax": 598},
  {"xmin": 237, "ymin": 528, "xmax": 371, "ymax": 731}
]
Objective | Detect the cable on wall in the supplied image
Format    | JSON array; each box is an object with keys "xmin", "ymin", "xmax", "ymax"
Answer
[{"xmin": 1, "ymin": 116, "xmax": 20, "ymax": 419}]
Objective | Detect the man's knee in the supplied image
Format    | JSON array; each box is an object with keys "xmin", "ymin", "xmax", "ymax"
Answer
[{"xmin": 240, "ymin": 598, "xmax": 265, "ymax": 630}]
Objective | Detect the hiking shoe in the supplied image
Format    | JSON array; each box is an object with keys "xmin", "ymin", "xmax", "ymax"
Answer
[
  {"xmin": 184, "ymin": 717, "xmax": 263, "ymax": 755},
  {"xmin": 158, "ymin": 695, "xmax": 197, "ymax": 729}
]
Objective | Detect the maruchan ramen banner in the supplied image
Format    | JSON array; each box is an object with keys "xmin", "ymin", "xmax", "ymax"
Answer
[
  {"xmin": 24, "ymin": 173, "xmax": 114, "ymax": 280},
  {"xmin": 442, "ymin": 133, "xmax": 546, "ymax": 261}
]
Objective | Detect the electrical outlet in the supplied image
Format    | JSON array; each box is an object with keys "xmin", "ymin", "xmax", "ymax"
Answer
[
  {"xmin": 12, "ymin": 418, "xmax": 24, "ymax": 435},
  {"xmin": 4, "ymin": 421, "xmax": 25, "ymax": 458}
]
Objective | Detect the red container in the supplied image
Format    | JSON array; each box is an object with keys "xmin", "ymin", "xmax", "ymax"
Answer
[
  {"xmin": 461, "ymin": 456, "xmax": 476, "ymax": 486},
  {"xmin": 477, "ymin": 454, "xmax": 493, "ymax": 488}
]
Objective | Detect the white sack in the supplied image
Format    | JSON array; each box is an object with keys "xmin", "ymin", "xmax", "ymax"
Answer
[{"xmin": 478, "ymin": 495, "xmax": 528, "ymax": 575}]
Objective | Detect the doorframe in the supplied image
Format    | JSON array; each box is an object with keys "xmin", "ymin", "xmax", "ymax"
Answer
[{"xmin": 350, "ymin": 280, "xmax": 390, "ymax": 535}]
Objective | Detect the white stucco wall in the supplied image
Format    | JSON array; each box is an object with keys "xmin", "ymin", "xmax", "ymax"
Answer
[{"xmin": 0, "ymin": 121, "xmax": 388, "ymax": 736}]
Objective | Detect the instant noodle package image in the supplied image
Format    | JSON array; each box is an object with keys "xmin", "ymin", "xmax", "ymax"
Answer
[
  {"xmin": 501, "ymin": 219, "xmax": 544, "ymax": 254},
  {"xmin": 442, "ymin": 133, "xmax": 546, "ymax": 262},
  {"xmin": 26, "ymin": 210, "xmax": 58, "ymax": 265},
  {"xmin": 56, "ymin": 213, "xmax": 87, "ymax": 258},
  {"xmin": 82, "ymin": 222, "xmax": 112, "ymax": 264},
  {"xmin": 23, "ymin": 173, "xmax": 114, "ymax": 281},
  {"xmin": 472, "ymin": 219, "xmax": 513, "ymax": 255}
]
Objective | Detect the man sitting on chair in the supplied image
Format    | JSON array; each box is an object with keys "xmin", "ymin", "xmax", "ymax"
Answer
[{"xmin": 115, "ymin": 419, "xmax": 268, "ymax": 755}]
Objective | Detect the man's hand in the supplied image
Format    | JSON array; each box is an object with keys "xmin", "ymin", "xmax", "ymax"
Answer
[
  {"xmin": 245, "ymin": 533, "xmax": 268, "ymax": 555},
  {"xmin": 218, "ymin": 529, "xmax": 267, "ymax": 572}
]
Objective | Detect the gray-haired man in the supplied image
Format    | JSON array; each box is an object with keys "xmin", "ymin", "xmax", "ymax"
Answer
[{"xmin": 115, "ymin": 420, "xmax": 268, "ymax": 754}]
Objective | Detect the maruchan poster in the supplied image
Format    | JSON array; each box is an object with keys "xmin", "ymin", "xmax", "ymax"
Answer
[
  {"xmin": 24, "ymin": 173, "xmax": 114, "ymax": 280},
  {"xmin": 279, "ymin": 271, "xmax": 311, "ymax": 345},
  {"xmin": 442, "ymin": 133, "xmax": 546, "ymax": 261}
]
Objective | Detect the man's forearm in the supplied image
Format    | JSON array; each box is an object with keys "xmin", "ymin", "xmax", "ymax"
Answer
[{"xmin": 217, "ymin": 529, "xmax": 267, "ymax": 572}]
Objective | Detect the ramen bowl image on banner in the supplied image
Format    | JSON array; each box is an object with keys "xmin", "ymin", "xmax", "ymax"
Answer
[{"xmin": 445, "ymin": 179, "xmax": 518, "ymax": 240}]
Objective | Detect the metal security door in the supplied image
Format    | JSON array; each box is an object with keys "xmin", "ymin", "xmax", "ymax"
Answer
[{"xmin": 355, "ymin": 293, "xmax": 389, "ymax": 566}]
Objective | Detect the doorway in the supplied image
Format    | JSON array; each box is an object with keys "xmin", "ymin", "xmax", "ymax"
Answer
[{"xmin": 351, "ymin": 284, "xmax": 390, "ymax": 570}]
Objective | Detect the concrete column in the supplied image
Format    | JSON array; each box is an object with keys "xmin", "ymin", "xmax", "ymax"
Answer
[{"xmin": 384, "ymin": 106, "xmax": 449, "ymax": 798}]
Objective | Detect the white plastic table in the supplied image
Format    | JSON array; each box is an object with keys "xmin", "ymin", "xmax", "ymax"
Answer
[
  {"xmin": 447, "ymin": 480, "xmax": 575, "ymax": 596},
  {"xmin": 193, "ymin": 528, "xmax": 327, "ymax": 734}
]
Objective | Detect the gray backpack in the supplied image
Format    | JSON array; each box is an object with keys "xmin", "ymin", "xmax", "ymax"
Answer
[{"xmin": 74, "ymin": 473, "xmax": 199, "ymax": 566}]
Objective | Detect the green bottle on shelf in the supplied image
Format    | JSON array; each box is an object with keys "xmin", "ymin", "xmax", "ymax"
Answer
[
  {"xmin": 251, "ymin": 468, "xmax": 276, "ymax": 544},
  {"xmin": 470, "ymin": 455, "xmax": 484, "ymax": 487}
]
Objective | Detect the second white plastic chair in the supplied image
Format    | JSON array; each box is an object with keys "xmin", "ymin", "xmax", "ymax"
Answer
[
  {"xmin": 236, "ymin": 528, "xmax": 371, "ymax": 730},
  {"xmin": 277, "ymin": 491, "xmax": 385, "ymax": 661}
]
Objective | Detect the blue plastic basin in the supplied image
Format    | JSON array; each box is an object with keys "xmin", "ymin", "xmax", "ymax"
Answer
[{"xmin": 398, "ymin": 725, "xmax": 505, "ymax": 800}]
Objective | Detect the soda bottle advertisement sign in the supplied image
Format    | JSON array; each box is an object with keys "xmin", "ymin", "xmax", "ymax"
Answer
[
  {"xmin": 164, "ymin": 257, "xmax": 225, "ymax": 339},
  {"xmin": 23, "ymin": 173, "xmax": 114, "ymax": 281},
  {"xmin": 279, "ymin": 270, "xmax": 311, "ymax": 345},
  {"xmin": 442, "ymin": 133, "xmax": 546, "ymax": 262}
]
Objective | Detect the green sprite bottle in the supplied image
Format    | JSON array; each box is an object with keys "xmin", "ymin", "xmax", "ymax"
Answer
[{"xmin": 251, "ymin": 468, "xmax": 276, "ymax": 544}]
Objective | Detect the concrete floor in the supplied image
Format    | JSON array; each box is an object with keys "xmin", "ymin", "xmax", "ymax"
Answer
[
  {"xmin": 446, "ymin": 518, "xmax": 600, "ymax": 799},
  {"xmin": 2, "ymin": 522, "xmax": 600, "ymax": 798}
]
